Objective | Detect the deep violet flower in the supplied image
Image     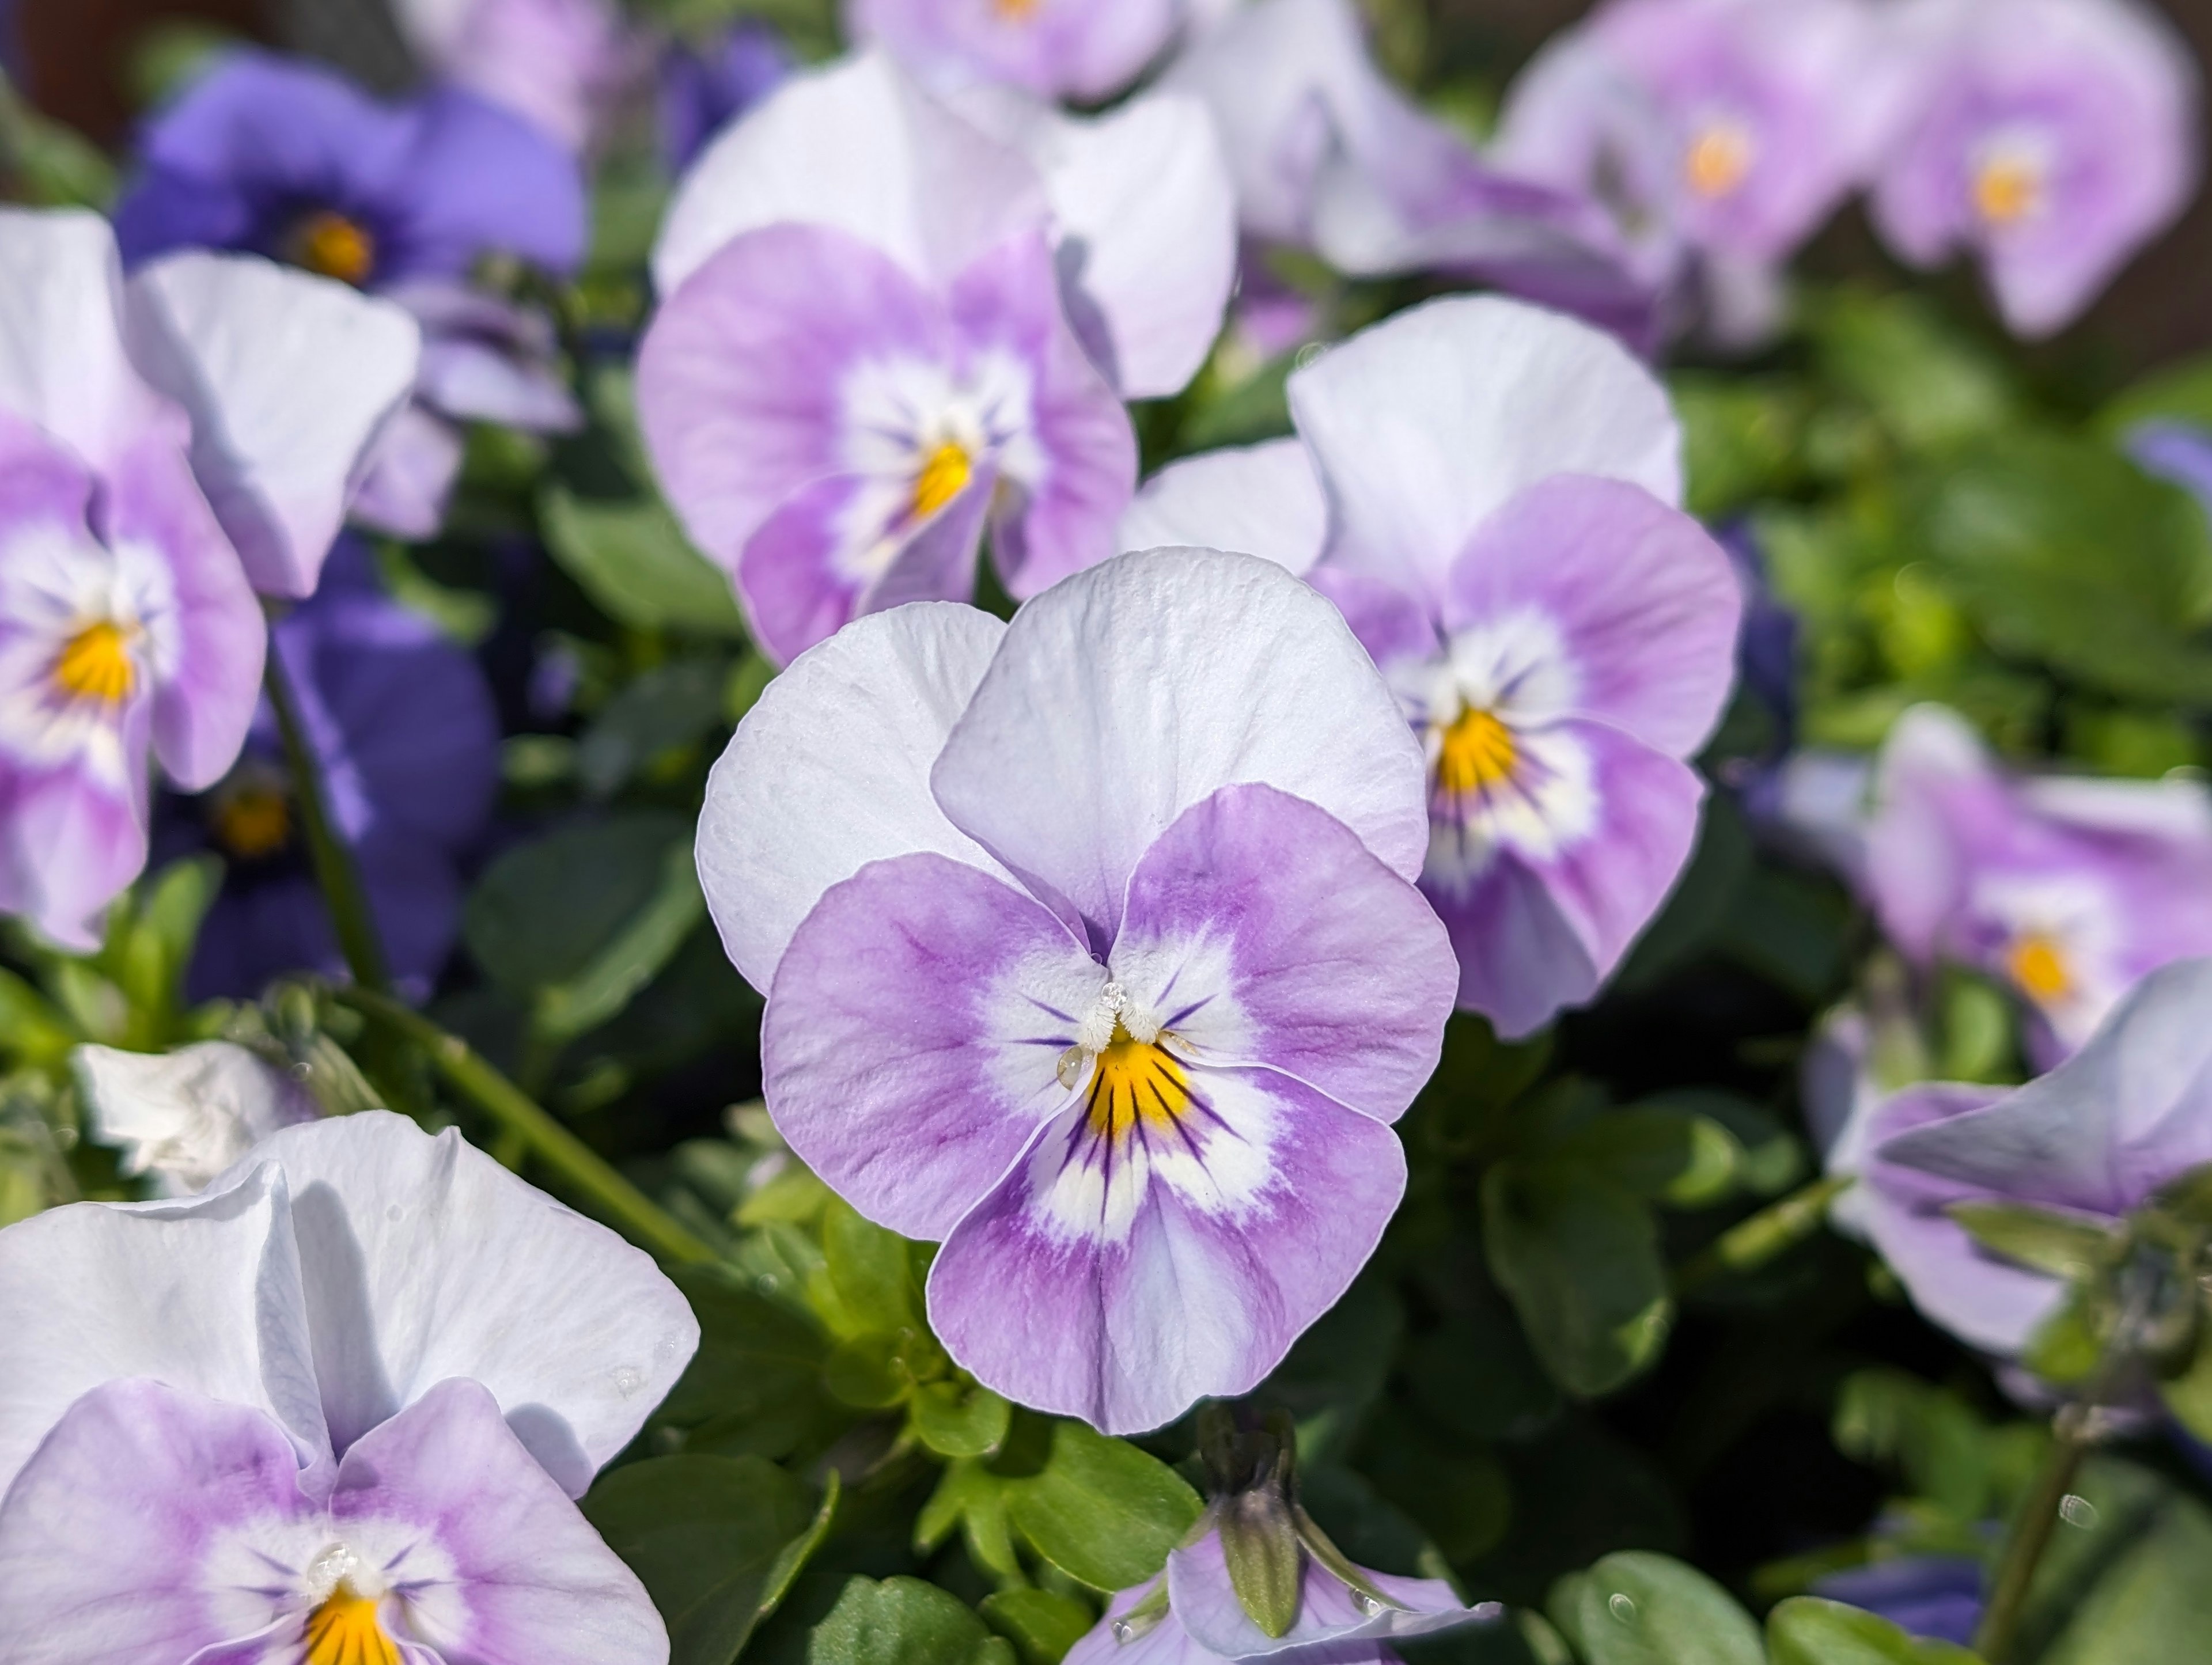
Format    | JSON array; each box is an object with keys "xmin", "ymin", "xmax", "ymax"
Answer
[
  {"xmin": 695, "ymin": 551, "xmax": 1455, "ymax": 1431},
  {"xmin": 660, "ymin": 21, "xmax": 792, "ymax": 170},
  {"xmin": 0, "ymin": 210, "xmax": 416, "ymax": 949},
  {"xmin": 1867, "ymin": 0, "xmax": 2200, "ymax": 337},
  {"xmin": 1122, "ymin": 296, "xmax": 1742, "ymax": 1037},
  {"xmin": 642, "ymin": 51, "xmax": 1235, "ymax": 664},
  {"xmin": 0, "ymin": 1111, "xmax": 694, "ymax": 1659}
]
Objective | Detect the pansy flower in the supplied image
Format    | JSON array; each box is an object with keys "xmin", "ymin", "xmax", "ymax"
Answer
[
  {"xmin": 641, "ymin": 51, "xmax": 1235, "ymax": 664},
  {"xmin": 0, "ymin": 1110, "xmax": 696, "ymax": 1659},
  {"xmin": 850, "ymin": 0, "xmax": 1185, "ymax": 102},
  {"xmin": 660, "ymin": 20, "xmax": 792, "ymax": 170},
  {"xmin": 1124, "ymin": 297, "xmax": 1741, "ymax": 1036},
  {"xmin": 390, "ymin": 0, "xmax": 645, "ymax": 154},
  {"xmin": 77, "ymin": 1037, "xmax": 319, "ymax": 1196},
  {"xmin": 1865, "ymin": 704, "xmax": 2212, "ymax": 1066},
  {"xmin": 0, "ymin": 210, "xmax": 416, "ymax": 949},
  {"xmin": 696, "ymin": 551, "xmax": 1455, "ymax": 1431},
  {"xmin": 113, "ymin": 48, "xmax": 589, "ymax": 538},
  {"xmin": 1868, "ymin": 0, "xmax": 2199, "ymax": 338}
]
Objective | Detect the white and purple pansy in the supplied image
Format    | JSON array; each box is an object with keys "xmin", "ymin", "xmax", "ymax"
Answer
[
  {"xmin": 1122, "ymin": 296, "xmax": 1742, "ymax": 1037},
  {"xmin": 695, "ymin": 551, "xmax": 1456, "ymax": 1433},
  {"xmin": 0, "ymin": 209, "xmax": 418, "ymax": 950},
  {"xmin": 0, "ymin": 1110, "xmax": 696, "ymax": 1662},
  {"xmin": 639, "ymin": 51, "xmax": 1235, "ymax": 666}
]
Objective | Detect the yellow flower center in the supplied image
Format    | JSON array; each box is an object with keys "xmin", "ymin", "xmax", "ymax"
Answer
[
  {"xmin": 214, "ymin": 784, "xmax": 293, "ymax": 860},
  {"xmin": 1434, "ymin": 707, "xmax": 1517, "ymax": 798},
  {"xmin": 1084, "ymin": 1022, "xmax": 1192, "ymax": 1140},
  {"xmin": 1972, "ymin": 157, "xmax": 2043, "ymax": 227},
  {"xmin": 304, "ymin": 1588, "xmax": 400, "ymax": 1665},
  {"xmin": 53, "ymin": 620, "xmax": 137, "ymax": 706},
  {"xmin": 297, "ymin": 211, "xmax": 378, "ymax": 286},
  {"xmin": 994, "ymin": 0, "xmax": 1040, "ymax": 17},
  {"xmin": 2006, "ymin": 932, "xmax": 2073, "ymax": 1004},
  {"xmin": 1683, "ymin": 122, "xmax": 1755, "ymax": 199},
  {"xmin": 911, "ymin": 442, "xmax": 974, "ymax": 521}
]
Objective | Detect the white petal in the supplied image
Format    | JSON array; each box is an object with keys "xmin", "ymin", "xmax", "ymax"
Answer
[
  {"xmin": 0, "ymin": 207, "xmax": 171, "ymax": 472},
  {"xmin": 1116, "ymin": 441, "xmax": 1327, "ymax": 574},
  {"xmin": 125, "ymin": 252, "xmax": 422, "ymax": 599},
  {"xmin": 0, "ymin": 1163, "xmax": 327, "ymax": 1497},
  {"xmin": 930, "ymin": 548, "xmax": 1429, "ymax": 940},
  {"xmin": 652, "ymin": 50, "xmax": 1047, "ymax": 296},
  {"xmin": 1288, "ymin": 294, "xmax": 1680, "ymax": 605},
  {"xmin": 214, "ymin": 1111, "xmax": 700, "ymax": 1497},
  {"xmin": 74, "ymin": 1040, "xmax": 312, "ymax": 1197},
  {"xmin": 698, "ymin": 601, "xmax": 1014, "ymax": 992}
]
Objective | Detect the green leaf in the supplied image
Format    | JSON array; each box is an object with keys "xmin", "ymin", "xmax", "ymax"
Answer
[
  {"xmin": 999, "ymin": 1415, "xmax": 1205, "ymax": 1592},
  {"xmin": 1552, "ymin": 1108, "xmax": 1741, "ymax": 1208},
  {"xmin": 917, "ymin": 1458, "xmax": 1025, "ymax": 1582},
  {"xmin": 818, "ymin": 1199, "xmax": 922, "ymax": 1337},
  {"xmin": 2156, "ymin": 1300, "xmax": 2212, "ymax": 1443},
  {"xmin": 1808, "ymin": 289, "xmax": 2015, "ymax": 454},
  {"xmin": 1548, "ymin": 1552, "xmax": 1764, "ymax": 1665},
  {"xmin": 1766, "ymin": 1596, "xmax": 1979, "ymax": 1664},
  {"xmin": 535, "ymin": 840, "xmax": 706, "ymax": 1045},
  {"xmin": 1482, "ymin": 1160, "xmax": 1672, "ymax": 1397},
  {"xmin": 540, "ymin": 482, "xmax": 748, "ymax": 637},
  {"xmin": 979, "ymin": 1590, "xmax": 1096, "ymax": 1665},
  {"xmin": 912, "ymin": 1381, "xmax": 1013, "ymax": 1459},
  {"xmin": 657, "ymin": 1270, "xmax": 828, "ymax": 1441},
  {"xmin": 578, "ymin": 658, "xmax": 733, "ymax": 798},
  {"xmin": 2033, "ymin": 1465, "xmax": 2212, "ymax": 1665},
  {"xmin": 806, "ymin": 1576, "xmax": 1015, "ymax": 1665},
  {"xmin": 823, "ymin": 1334, "xmax": 915, "ymax": 1410},
  {"xmin": 582, "ymin": 1454, "xmax": 826, "ymax": 1665},
  {"xmin": 0, "ymin": 77, "xmax": 116, "ymax": 208},
  {"xmin": 2099, "ymin": 353, "xmax": 2212, "ymax": 437},
  {"xmin": 1671, "ymin": 372, "xmax": 1809, "ymax": 518},
  {"xmin": 1945, "ymin": 1200, "xmax": 2115, "ymax": 1280},
  {"xmin": 0, "ymin": 969, "xmax": 75, "ymax": 1067}
]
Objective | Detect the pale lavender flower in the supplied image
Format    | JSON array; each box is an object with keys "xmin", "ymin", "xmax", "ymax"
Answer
[
  {"xmin": 1859, "ymin": 955, "xmax": 2212, "ymax": 1355},
  {"xmin": 74, "ymin": 1039, "xmax": 319, "ymax": 1196},
  {"xmin": 1868, "ymin": 0, "xmax": 2200, "ymax": 337},
  {"xmin": 695, "ymin": 552, "xmax": 1455, "ymax": 1432},
  {"xmin": 1122, "ymin": 297, "xmax": 1741, "ymax": 1036},
  {"xmin": 0, "ymin": 1110, "xmax": 696, "ymax": 1658},
  {"xmin": 849, "ymin": 0, "xmax": 1184, "ymax": 102},
  {"xmin": 641, "ymin": 52, "xmax": 1234, "ymax": 664},
  {"xmin": 1865, "ymin": 705, "xmax": 2212, "ymax": 1067},
  {"xmin": 0, "ymin": 211, "xmax": 416, "ymax": 949},
  {"xmin": 392, "ymin": 0, "xmax": 647, "ymax": 153}
]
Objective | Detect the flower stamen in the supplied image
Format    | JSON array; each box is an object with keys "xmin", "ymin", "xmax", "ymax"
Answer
[
  {"xmin": 52, "ymin": 620, "xmax": 138, "ymax": 706},
  {"xmin": 304, "ymin": 1587, "xmax": 400, "ymax": 1665},
  {"xmin": 1435, "ymin": 707, "xmax": 1517, "ymax": 798},
  {"xmin": 911, "ymin": 442, "xmax": 974, "ymax": 520},
  {"xmin": 1683, "ymin": 120, "xmax": 1755, "ymax": 199},
  {"xmin": 1973, "ymin": 156, "xmax": 2043, "ymax": 227},
  {"xmin": 2007, "ymin": 932, "xmax": 2073, "ymax": 1004},
  {"xmin": 1085, "ymin": 1023, "xmax": 1192, "ymax": 1140},
  {"xmin": 296, "ymin": 211, "xmax": 377, "ymax": 286}
]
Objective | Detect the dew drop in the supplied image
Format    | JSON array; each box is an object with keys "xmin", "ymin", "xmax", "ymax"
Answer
[
  {"xmin": 385, "ymin": 1204, "xmax": 404, "ymax": 1223},
  {"xmin": 612, "ymin": 1365, "xmax": 646, "ymax": 1398},
  {"xmin": 757, "ymin": 1275, "xmax": 780, "ymax": 1295},
  {"xmin": 1099, "ymin": 981, "xmax": 1128, "ymax": 1013},
  {"xmin": 1111, "ymin": 1621, "xmax": 1135, "ymax": 1644},
  {"xmin": 1607, "ymin": 1592, "xmax": 1637, "ymax": 1624},
  {"xmin": 1355, "ymin": 1594, "xmax": 1386, "ymax": 1616},
  {"xmin": 1472, "ymin": 1602, "xmax": 1504, "ymax": 1622},
  {"xmin": 1058, "ymin": 1046, "xmax": 1087, "ymax": 1090},
  {"xmin": 292, "ymin": 1061, "xmax": 313, "ymax": 1080},
  {"xmin": 2060, "ymin": 1493, "xmax": 2100, "ymax": 1529}
]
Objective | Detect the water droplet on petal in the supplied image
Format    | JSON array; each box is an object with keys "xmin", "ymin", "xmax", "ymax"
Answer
[
  {"xmin": 1111, "ymin": 1621, "xmax": 1135, "ymax": 1644},
  {"xmin": 2061, "ymin": 1493, "xmax": 2100, "ymax": 1529},
  {"xmin": 1355, "ymin": 1594, "xmax": 1386, "ymax": 1616},
  {"xmin": 1058, "ymin": 1046, "xmax": 1087, "ymax": 1090},
  {"xmin": 1608, "ymin": 1592, "xmax": 1637, "ymax": 1624},
  {"xmin": 385, "ymin": 1204, "xmax": 404, "ymax": 1223},
  {"xmin": 612, "ymin": 1365, "xmax": 646, "ymax": 1397}
]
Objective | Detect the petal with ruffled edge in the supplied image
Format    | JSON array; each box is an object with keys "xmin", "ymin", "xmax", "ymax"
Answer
[
  {"xmin": 929, "ymin": 1064, "xmax": 1407, "ymax": 1434},
  {"xmin": 75, "ymin": 1039, "xmax": 318, "ymax": 1197},
  {"xmin": 0, "ymin": 1163, "xmax": 327, "ymax": 1499},
  {"xmin": 207, "ymin": 1112, "xmax": 699, "ymax": 1497},
  {"xmin": 652, "ymin": 51, "xmax": 1047, "ymax": 296},
  {"xmin": 1288, "ymin": 295, "xmax": 1680, "ymax": 611},
  {"xmin": 1111, "ymin": 783, "xmax": 1455, "ymax": 1124},
  {"xmin": 1169, "ymin": 1527, "xmax": 1488, "ymax": 1658},
  {"xmin": 1439, "ymin": 474, "xmax": 1741, "ymax": 757},
  {"xmin": 931, "ymin": 549, "xmax": 1429, "ymax": 946},
  {"xmin": 1117, "ymin": 440, "xmax": 1327, "ymax": 574},
  {"xmin": 126, "ymin": 252, "xmax": 422, "ymax": 599},
  {"xmin": 1427, "ymin": 719, "xmax": 1705, "ymax": 1036},
  {"xmin": 639, "ymin": 221, "xmax": 948, "ymax": 593},
  {"xmin": 331, "ymin": 1379, "xmax": 666, "ymax": 1664},
  {"xmin": 763, "ymin": 851, "xmax": 1100, "ymax": 1241},
  {"xmin": 696, "ymin": 602, "xmax": 1012, "ymax": 993}
]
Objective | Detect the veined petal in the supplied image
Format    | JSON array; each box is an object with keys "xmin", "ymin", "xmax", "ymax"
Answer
[
  {"xmin": 929, "ymin": 1064, "xmax": 1407, "ymax": 1434},
  {"xmin": 1439, "ymin": 475, "xmax": 1741, "ymax": 758},
  {"xmin": 1117, "ymin": 441, "xmax": 1328, "ymax": 575},
  {"xmin": 696, "ymin": 601, "xmax": 1012, "ymax": 993},
  {"xmin": 1289, "ymin": 295, "xmax": 1680, "ymax": 609},
  {"xmin": 652, "ymin": 51, "xmax": 1047, "ymax": 296},
  {"xmin": 1169, "ymin": 1530, "xmax": 1484, "ymax": 1658},
  {"xmin": 125, "ymin": 252, "xmax": 422, "ymax": 600},
  {"xmin": 210, "ymin": 1112, "xmax": 699, "ymax": 1498},
  {"xmin": 763, "ymin": 852, "xmax": 1099, "ymax": 1241},
  {"xmin": 931, "ymin": 549, "xmax": 1429, "ymax": 945},
  {"xmin": 1112, "ymin": 784, "xmax": 1455, "ymax": 1124}
]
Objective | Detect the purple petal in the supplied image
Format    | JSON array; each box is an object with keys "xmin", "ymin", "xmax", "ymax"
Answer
[
  {"xmin": 1113, "ymin": 783, "xmax": 1455, "ymax": 1124},
  {"xmin": 350, "ymin": 404, "xmax": 465, "ymax": 541},
  {"xmin": 734, "ymin": 473, "xmax": 922, "ymax": 667},
  {"xmin": 382, "ymin": 87, "xmax": 589, "ymax": 279},
  {"xmin": 851, "ymin": 0, "xmax": 1180, "ymax": 102},
  {"xmin": 0, "ymin": 760, "xmax": 150, "ymax": 953},
  {"xmin": 1169, "ymin": 1526, "xmax": 1483, "ymax": 1657},
  {"xmin": 762, "ymin": 851, "xmax": 1099, "ymax": 1241},
  {"xmin": 1305, "ymin": 567, "xmax": 1444, "ymax": 674},
  {"xmin": 928, "ymin": 1065, "xmax": 1407, "ymax": 1434}
]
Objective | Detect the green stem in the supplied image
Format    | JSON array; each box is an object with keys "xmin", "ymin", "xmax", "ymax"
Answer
[
  {"xmin": 1972, "ymin": 1411, "xmax": 2093, "ymax": 1665},
  {"xmin": 334, "ymin": 984, "xmax": 716, "ymax": 1265},
  {"xmin": 265, "ymin": 639, "xmax": 391, "ymax": 995},
  {"xmin": 1674, "ymin": 1174, "xmax": 1853, "ymax": 1294}
]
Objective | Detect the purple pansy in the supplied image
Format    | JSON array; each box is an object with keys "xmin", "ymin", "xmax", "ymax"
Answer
[
  {"xmin": 1865, "ymin": 704, "xmax": 2212, "ymax": 1067},
  {"xmin": 1867, "ymin": 0, "xmax": 2200, "ymax": 337},
  {"xmin": 642, "ymin": 52, "xmax": 1234, "ymax": 665},
  {"xmin": 850, "ymin": 0, "xmax": 1184, "ymax": 102},
  {"xmin": 660, "ymin": 21, "xmax": 793, "ymax": 170},
  {"xmin": 114, "ymin": 48, "xmax": 588, "ymax": 539},
  {"xmin": 696, "ymin": 551, "xmax": 1455, "ymax": 1432},
  {"xmin": 1122, "ymin": 297, "xmax": 1741, "ymax": 1036},
  {"xmin": 177, "ymin": 540, "xmax": 499, "ymax": 1002},
  {"xmin": 392, "ymin": 0, "xmax": 646, "ymax": 154},
  {"xmin": 0, "ymin": 1110, "xmax": 692, "ymax": 1659},
  {"xmin": 0, "ymin": 210, "xmax": 415, "ymax": 950},
  {"xmin": 1859, "ymin": 955, "xmax": 2212, "ymax": 1357}
]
